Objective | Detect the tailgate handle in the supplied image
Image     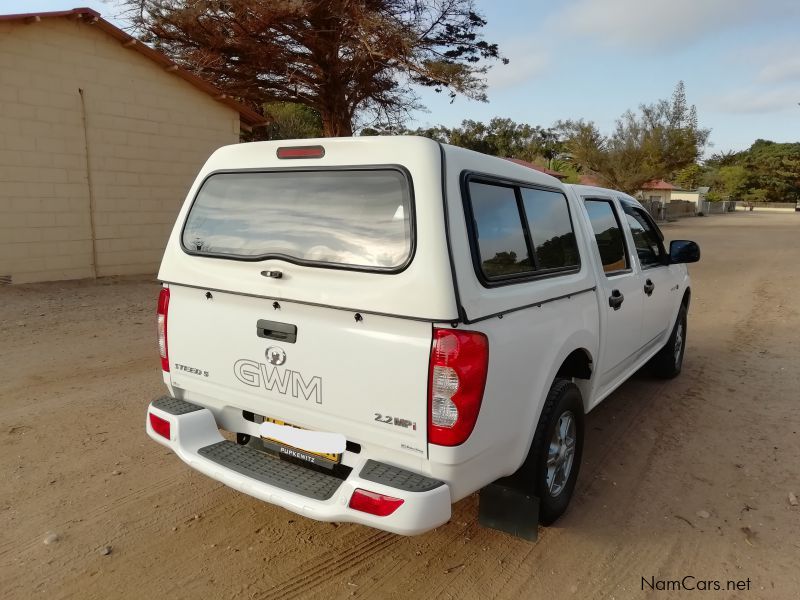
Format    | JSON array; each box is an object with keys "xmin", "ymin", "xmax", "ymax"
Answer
[{"xmin": 257, "ymin": 319, "xmax": 297, "ymax": 344}]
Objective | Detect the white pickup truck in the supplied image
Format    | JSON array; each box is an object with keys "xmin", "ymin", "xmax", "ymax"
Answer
[{"xmin": 146, "ymin": 136, "xmax": 699, "ymax": 536}]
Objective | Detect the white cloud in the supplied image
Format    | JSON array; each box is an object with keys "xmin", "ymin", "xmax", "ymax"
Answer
[
  {"xmin": 757, "ymin": 55, "xmax": 800, "ymax": 84},
  {"xmin": 710, "ymin": 86, "xmax": 800, "ymax": 114},
  {"xmin": 550, "ymin": 0, "xmax": 799, "ymax": 49},
  {"xmin": 485, "ymin": 40, "xmax": 550, "ymax": 89}
]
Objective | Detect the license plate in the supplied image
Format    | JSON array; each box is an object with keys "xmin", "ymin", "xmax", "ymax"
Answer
[{"xmin": 262, "ymin": 418, "xmax": 341, "ymax": 468}]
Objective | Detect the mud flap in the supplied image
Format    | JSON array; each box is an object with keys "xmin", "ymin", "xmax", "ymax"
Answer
[{"xmin": 478, "ymin": 482, "xmax": 539, "ymax": 541}]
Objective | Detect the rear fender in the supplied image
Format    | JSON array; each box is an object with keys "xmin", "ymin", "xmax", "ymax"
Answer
[{"xmin": 513, "ymin": 330, "xmax": 597, "ymax": 475}]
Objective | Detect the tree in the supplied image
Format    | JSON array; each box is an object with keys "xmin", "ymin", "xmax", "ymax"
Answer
[
  {"xmin": 705, "ymin": 150, "xmax": 741, "ymax": 168},
  {"xmin": 704, "ymin": 165, "xmax": 748, "ymax": 201},
  {"xmin": 259, "ymin": 102, "xmax": 323, "ymax": 140},
  {"xmin": 380, "ymin": 117, "xmax": 564, "ymax": 165},
  {"xmin": 125, "ymin": 0, "xmax": 506, "ymax": 136},
  {"xmin": 740, "ymin": 140, "xmax": 800, "ymax": 202},
  {"xmin": 556, "ymin": 82, "xmax": 710, "ymax": 193},
  {"xmin": 702, "ymin": 140, "xmax": 800, "ymax": 203},
  {"xmin": 674, "ymin": 163, "xmax": 704, "ymax": 190}
]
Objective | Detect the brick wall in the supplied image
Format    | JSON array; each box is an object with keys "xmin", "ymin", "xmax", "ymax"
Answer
[{"xmin": 0, "ymin": 18, "xmax": 240, "ymax": 283}]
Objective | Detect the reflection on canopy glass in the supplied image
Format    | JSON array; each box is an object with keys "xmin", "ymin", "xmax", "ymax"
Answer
[
  {"xmin": 469, "ymin": 181, "xmax": 532, "ymax": 278},
  {"xmin": 520, "ymin": 188, "xmax": 579, "ymax": 269},
  {"xmin": 182, "ymin": 170, "xmax": 412, "ymax": 269}
]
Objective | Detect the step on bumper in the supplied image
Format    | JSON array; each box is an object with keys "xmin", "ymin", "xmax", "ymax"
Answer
[{"xmin": 146, "ymin": 396, "xmax": 451, "ymax": 535}]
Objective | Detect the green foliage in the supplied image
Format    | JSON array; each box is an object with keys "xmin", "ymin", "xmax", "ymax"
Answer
[
  {"xmin": 674, "ymin": 163, "xmax": 704, "ymax": 190},
  {"xmin": 705, "ymin": 150, "xmax": 741, "ymax": 168},
  {"xmin": 483, "ymin": 250, "xmax": 531, "ymax": 276},
  {"xmin": 740, "ymin": 140, "xmax": 800, "ymax": 202},
  {"xmin": 550, "ymin": 159, "xmax": 582, "ymax": 184},
  {"xmin": 702, "ymin": 140, "xmax": 800, "ymax": 202},
  {"xmin": 370, "ymin": 117, "xmax": 566, "ymax": 170},
  {"xmin": 704, "ymin": 165, "xmax": 748, "ymax": 201},
  {"xmin": 259, "ymin": 102, "xmax": 323, "ymax": 141},
  {"xmin": 361, "ymin": 86, "xmax": 798, "ymax": 205},
  {"xmin": 443, "ymin": 118, "xmax": 561, "ymax": 163},
  {"xmin": 556, "ymin": 82, "xmax": 710, "ymax": 193}
]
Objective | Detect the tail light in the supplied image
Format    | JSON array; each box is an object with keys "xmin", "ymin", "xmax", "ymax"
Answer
[
  {"xmin": 157, "ymin": 287, "xmax": 170, "ymax": 371},
  {"xmin": 428, "ymin": 328, "xmax": 489, "ymax": 446},
  {"xmin": 349, "ymin": 489, "xmax": 404, "ymax": 516},
  {"xmin": 149, "ymin": 413, "xmax": 171, "ymax": 440}
]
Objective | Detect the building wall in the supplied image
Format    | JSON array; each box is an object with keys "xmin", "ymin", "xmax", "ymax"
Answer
[
  {"xmin": 641, "ymin": 191, "xmax": 671, "ymax": 204},
  {"xmin": 0, "ymin": 18, "xmax": 240, "ymax": 284},
  {"xmin": 671, "ymin": 191, "xmax": 702, "ymax": 204}
]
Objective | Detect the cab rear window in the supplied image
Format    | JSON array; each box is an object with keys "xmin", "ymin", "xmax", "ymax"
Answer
[{"xmin": 182, "ymin": 169, "xmax": 413, "ymax": 270}]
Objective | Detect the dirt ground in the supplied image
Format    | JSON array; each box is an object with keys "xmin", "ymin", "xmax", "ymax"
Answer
[{"xmin": 2, "ymin": 212, "xmax": 799, "ymax": 599}]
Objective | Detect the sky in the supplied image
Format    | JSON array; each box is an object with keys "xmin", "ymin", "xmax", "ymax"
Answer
[{"xmin": 5, "ymin": 0, "xmax": 800, "ymax": 154}]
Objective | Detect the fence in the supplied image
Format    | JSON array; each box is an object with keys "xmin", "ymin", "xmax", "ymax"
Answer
[
  {"xmin": 642, "ymin": 199, "xmax": 698, "ymax": 221},
  {"xmin": 640, "ymin": 198, "xmax": 794, "ymax": 221},
  {"xmin": 698, "ymin": 200, "xmax": 737, "ymax": 215},
  {"xmin": 734, "ymin": 201, "xmax": 796, "ymax": 211}
]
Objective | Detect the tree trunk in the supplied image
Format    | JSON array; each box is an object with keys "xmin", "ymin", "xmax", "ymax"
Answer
[{"xmin": 321, "ymin": 109, "xmax": 353, "ymax": 137}]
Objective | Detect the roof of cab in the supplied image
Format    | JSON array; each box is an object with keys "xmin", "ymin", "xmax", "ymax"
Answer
[{"xmin": 567, "ymin": 184, "xmax": 644, "ymax": 208}]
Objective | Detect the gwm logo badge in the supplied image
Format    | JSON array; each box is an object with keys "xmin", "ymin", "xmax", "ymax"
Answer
[
  {"xmin": 266, "ymin": 346, "xmax": 287, "ymax": 366},
  {"xmin": 234, "ymin": 347, "xmax": 322, "ymax": 404}
]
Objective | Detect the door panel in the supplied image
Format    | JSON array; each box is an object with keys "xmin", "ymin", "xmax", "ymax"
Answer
[
  {"xmin": 582, "ymin": 198, "xmax": 644, "ymax": 388},
  {"xmin": 597, "ymin": 273, "xmax": 644, "ymax": 387},
  {"xmin": 640, "ymin": 266, "xmax": 675, "ymax": 348},
  {"xmin": 621, "ymin": 206, "xmax": 675, "ymax": 348}
]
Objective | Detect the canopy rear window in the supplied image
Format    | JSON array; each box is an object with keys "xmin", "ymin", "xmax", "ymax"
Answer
[{"xmin": 181, "ymin": 169, "xmax": 413, "ymax": 270}]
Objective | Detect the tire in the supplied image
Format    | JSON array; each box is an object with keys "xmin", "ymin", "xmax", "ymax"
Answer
[
  {"xmin": 651, "ymin": 305, "xmax": 687, "ymax": 379},
  {"xmin": 517, "ymin": 379, "xmax": 585, "ymax": 526}
]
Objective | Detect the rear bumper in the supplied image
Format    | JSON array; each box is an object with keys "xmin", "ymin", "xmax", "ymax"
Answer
[{"xmin": 146, "ymin": 397, "xmax": 451, "ymax": 535}]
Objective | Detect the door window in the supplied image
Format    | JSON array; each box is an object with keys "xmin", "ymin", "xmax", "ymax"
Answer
[
  {"xmin": 584, "ymin": 199, "xmax": 629, "ymax": 275},
  {"xmin": 623, "ymin": 206, "xmax": 666, "ymax": 268}
]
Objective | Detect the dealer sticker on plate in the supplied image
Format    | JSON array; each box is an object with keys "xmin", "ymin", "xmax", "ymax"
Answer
[{"xmin": 260, "ymin": 418, "xmax": 344, "ymax": 469}]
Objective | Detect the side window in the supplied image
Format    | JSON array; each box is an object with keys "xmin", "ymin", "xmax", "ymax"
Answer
[
  {"xmin": 584, "ymin": 199, "xmax": 629, "ymax": 274},
  {"xmin": 468, "ymin": 181, "xmax": 532, "ymax": 278},
  {"xmin": 623, "ymin": 206, "xmax": 666, "ymax": 267},
  {"xmin": 519, "ymin": 188, "xmax": 580, "ymax": 269}
]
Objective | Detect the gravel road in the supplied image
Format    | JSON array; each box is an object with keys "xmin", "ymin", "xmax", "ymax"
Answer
[{"xmin": 2, "ymin": 212, "xmax": 799, "ymax": 599}]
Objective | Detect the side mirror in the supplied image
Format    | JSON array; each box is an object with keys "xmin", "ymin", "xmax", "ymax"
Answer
[{"xmin": 669, "ymin": 240, "xmax": 700, "ymax": 264}]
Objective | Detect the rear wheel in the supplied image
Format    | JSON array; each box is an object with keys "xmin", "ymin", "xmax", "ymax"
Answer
[
  {"xmin": 517, "ymin": 379, "xmax": 585, "ymax": 525},
  {"xmin": 651, "ymin": 305, "xmax": 687, "ymax": 379}
]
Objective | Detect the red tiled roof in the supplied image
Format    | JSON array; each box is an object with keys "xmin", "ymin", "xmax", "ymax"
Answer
[
  {"xmin": 578, "ymin": 173, "xmax": 604, "ymax": 186},
  {"xmin": 0, "ymin": 7, "xmax": 265, "ymax": 128},
  {"xmin": 504, "ymin": 157, "xmax": 567, "ymax": 180},
  {"xmin": 640, "ymin": 179, "xmax": 679, "ymax": 191}
]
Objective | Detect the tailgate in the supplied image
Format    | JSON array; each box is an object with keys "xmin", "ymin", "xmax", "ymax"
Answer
[{"xmin": 166, "ymin": 285, "xmax": 432, "ymax": 457}]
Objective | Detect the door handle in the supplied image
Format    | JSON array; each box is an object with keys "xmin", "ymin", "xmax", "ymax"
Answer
[
  {"xmin": 644, "ymin": 279, "xmax": 655, "ymax": 296},
  {"xmin": 608, "ymin": 289, "xmax": 624, "ymax": 310}
]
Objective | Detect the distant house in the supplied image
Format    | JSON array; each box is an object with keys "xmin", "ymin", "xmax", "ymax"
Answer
[
  {"xmin": 671, "ymin": 188, "xmax": 709, "ymax": 206},
  {"xmin": 0, "ymin": 7, "xmax": 264, "ymax": 284},
  {"xmin": 504, "ymin": 157, "xmax": 568, "ymax": 180},
  {"xmin": 638, "ymin": 180, "xmax": 679, "ymax": 204}
]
